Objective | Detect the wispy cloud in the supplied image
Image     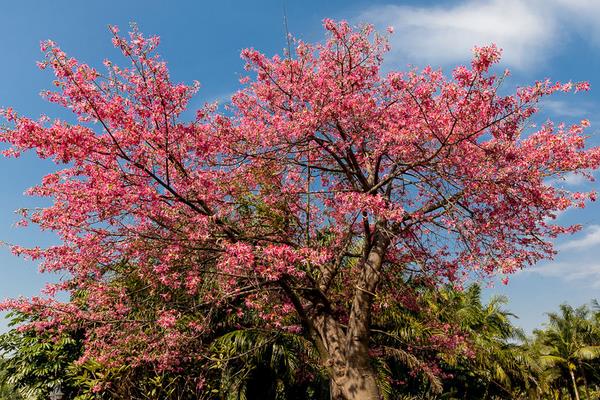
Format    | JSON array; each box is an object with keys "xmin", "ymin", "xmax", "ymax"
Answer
[
  {"xmin": 517, "ymin": 225, "xmax": 600, "ymax": 285},
  {"xmin": 558, "ymin": 225, "xmax": 600, "ymax": 250},
  {"xmin": 355, "ymin": 0, "xmax": 600, "ymax": 70},
  {"xmin": 525, "ymin": 262, "xmax": 600, "ymax": 287},
  {"xmin": 546, "ymin": 171, "xmax": 595, "ymax": 188},
  {"xmin": 562, "ymin": 173, "xmax": 593, "ymax": 187},
  {"xmin": 540, "ymin": 99, "xmax": 592, "ymax": 118}
]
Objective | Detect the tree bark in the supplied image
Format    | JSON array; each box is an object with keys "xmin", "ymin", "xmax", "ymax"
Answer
[
  {"xmin": 286, "ymin": 225, "xmax": 390, "ymax": 400},
  {"xmin": 569, "ymin": 368, "xmax": 580, "ymax": 400},
  {"xmin": 325, "ymin": 231, "xmax": 389, "ymax": 400},
  {"xmin": 329, "ymin": 364, "xmax": 381, "ymax": 400},
  {"xmin": 578, "ymin": 361, "xmax": 590, "ymax": 400},
  {"xmin": 311, "ymin": 308, "xmax": 381, "ymax": 400}
]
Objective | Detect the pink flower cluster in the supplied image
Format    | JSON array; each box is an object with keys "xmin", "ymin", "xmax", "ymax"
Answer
[{"xmin": 0, "ymin": 19, "xmax": 598, "ymax": 384}]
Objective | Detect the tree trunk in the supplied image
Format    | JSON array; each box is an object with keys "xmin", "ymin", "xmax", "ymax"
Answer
[
  {"xmin": 312, "ymin": 309, "xmax": 382, "ymax": 400},
  {"xmin": 329, "ymin": 232, "xmax": 389, "ymax": 400},
  {"xmin": 579, "ymin": 361, "xmax": 590, "ymax": 400},
  {"xmin": 287, "ymin": 226, "xmax": 390, "ymax": 400},
  {"xmin": 329, "ymin": 364, "xmax": 381, "ymax": 400},
  {"xmin": 314, "ymin": 232, "xmax": 389, "ymax": 399},
  {"xmin": 569, "ymin": 368, "xmax": 580, "ymax": 400}
]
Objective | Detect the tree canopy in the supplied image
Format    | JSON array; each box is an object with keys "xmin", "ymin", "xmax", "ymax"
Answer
[{"xmin": 0, "ymin": 20, "xmax": 598, "ymax": 399}]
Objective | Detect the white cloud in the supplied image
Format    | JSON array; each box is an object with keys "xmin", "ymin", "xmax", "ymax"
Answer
[
  {"xmin": 515, "ymin": 224, "xmax": 600, "ymax": 286},
  {"xmin": 544, "ymin": 170, "xmax": 596, "ymax": 191},
  {"xmin": 355, "ymin": 0, "xmax": 600, "ymax": 70},
  {"xmin": 525, "ymin": 262, "xmax": 600, "ymax": 287},
  {"xmin": 558, "ymin": 225, "xmax": 600, "ymax": 250},
  {"xmin": 552, "ymin": 0, "xmax": 600, "ymax": 43},
  {"xmin": 562, "ymin": 172, "xmax": 591, "ymax": 187},
  {"xmin": 540, "ymin": 99, "xmax": 591, "ymax": 118},
  {"xmin": 547, "ymin": 171, "xmax": 594, "ymax": 188}
]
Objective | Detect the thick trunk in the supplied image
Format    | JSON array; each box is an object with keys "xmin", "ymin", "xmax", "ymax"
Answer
[
  {"xmin": 329, "ymin": 363, "xmax": 380, "ymax": 400},
  {"xmin": 311, "ymin": 312, "xmax": 381, "ymax": 400},
  {"xmin": 318, "ymin": 233, "xmax": 389, "ymax": 400},
  {"xmin": 288, "ymin": 225, "xmax": 390, "ymax": 400},
  {"xmin": 341, "ymin": 233, "xmax": 388, "ymax": 399}
]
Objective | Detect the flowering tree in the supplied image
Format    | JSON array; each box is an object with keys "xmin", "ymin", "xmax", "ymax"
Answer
[{"xmin": 1, "ymin": 20, "xmax": 599, "ymax": 399}]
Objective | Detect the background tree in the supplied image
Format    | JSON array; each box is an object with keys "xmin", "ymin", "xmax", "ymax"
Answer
[
  {"xmin": 1, "ymin": 20, "xmax": 599, "ymax": 399},
  {"xmin": 4, "ymin": 282, "xmax": 600, "ymax": 398},
  {"xmin": 0, "ymin": 311, "xmax": 82, "ymax": 399},
  {"xmin": 0, "ymin": 360, "xmax": 24, "ymax": 400},
  {"xmin": 532, "ymin": 304, "xmax": 600, "ymax": 400}
]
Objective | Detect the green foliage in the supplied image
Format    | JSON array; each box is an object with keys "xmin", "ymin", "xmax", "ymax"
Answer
[
  {"xmin": 0, "ymin": 311, "xmax": 82, "ymax": 400},
  {"xmin": 70, "ymin": 360, "xmax": 203, "ymax": 400},
  {"xmin": 3, "ymin": 289, "xmax": 600, "ymax": 399},
  {"xmin": 530, "ymin": 304, "xmax": 600, "ymax": 400},
  {"xmin": 209, "ymin": 329, "xmax": 328, "ymax": 400},
  {"xmin": 0, "ymin": 360, "xmax": 24, "ymax": 400}
]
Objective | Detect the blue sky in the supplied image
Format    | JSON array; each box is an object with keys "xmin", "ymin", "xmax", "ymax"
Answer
[{"xmin": 1, "ymin": 0, "xmax": 600, "ymax": 334}]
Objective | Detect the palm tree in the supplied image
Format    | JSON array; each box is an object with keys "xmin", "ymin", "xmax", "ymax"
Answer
[
  {"xmin": 434, "ymin": 286, "xmax": 542, "ymax": 399},
  {"xmin": 209, "ymin": 328, "xmax": 328, "ymax": 400},
  {"xmin": 534, "ymin": 304, "xmax": 600, "ymax": 400},
  {"xmin": 371, "ymin": 284, "xmax": 537, "ymax": 399}
]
